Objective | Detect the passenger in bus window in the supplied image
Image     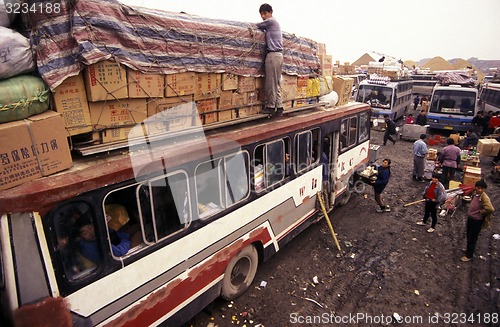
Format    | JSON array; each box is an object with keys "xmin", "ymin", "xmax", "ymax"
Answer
[{"xmin": 76, "ymin": 214, "xmax": 131, "ymax": 264}]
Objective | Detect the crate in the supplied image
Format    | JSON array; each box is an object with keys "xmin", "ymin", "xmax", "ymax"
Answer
[{"xmin": 462, "ymin": 166, "xmax": 481, "ymax": 186}]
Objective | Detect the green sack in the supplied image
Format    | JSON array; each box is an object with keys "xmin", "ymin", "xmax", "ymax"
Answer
[{"xmin": 0, "ymin": 75, "xmax": 50, "ymax": 123}]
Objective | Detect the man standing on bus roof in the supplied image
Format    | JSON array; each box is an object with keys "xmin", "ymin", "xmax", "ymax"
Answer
[{"xmin": 256, "ymin": 3, "xmax": 284, "ymax": 117}]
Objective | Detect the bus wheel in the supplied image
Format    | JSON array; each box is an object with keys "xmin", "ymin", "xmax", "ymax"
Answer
[{"xmin": 221, "ymin": 245, "xmax": 259, "ymax": 300}]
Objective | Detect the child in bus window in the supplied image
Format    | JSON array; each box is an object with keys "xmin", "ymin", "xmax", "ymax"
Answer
[{"xmin": 77, "ymin": 214, "xmax": 131, "ymax": 264}]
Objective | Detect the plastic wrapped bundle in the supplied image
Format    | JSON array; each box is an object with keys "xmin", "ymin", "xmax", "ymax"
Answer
[
  {"xmin": 0, "ymin": 26, "xmax": 35, "ymax": 79},
  {"xmin": 0, "ymin": 75, "xmax": 50, "ymax": 123}
]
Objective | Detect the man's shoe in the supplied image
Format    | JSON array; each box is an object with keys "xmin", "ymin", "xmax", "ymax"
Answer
[
  {"xmin": 376, "ymin": 207, "xmax": 384, "ymax": 213},
  {"xmin": 275, "ymin": 108, "xmax": 284, "ymax": 116},
  {"xmin": 261, "ymin": 107, "xmax": 275, "ymax": 115},
  {"xmin": 383, "ymin": 205, "xmax": 391, "ymax": 212},
  {"xmin": 460, "ymin": 256, "xmax": 472, "ymax": 262},
  {"xmin": 427, "ymin": 227, "xmax": 435, "ymax": 233},
  {"xmin": 416, "ymin": 221, "xmax": 426, "ymax": 226}
]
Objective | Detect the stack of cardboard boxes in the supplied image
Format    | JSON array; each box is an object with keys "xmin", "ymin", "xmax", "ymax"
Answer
[
  {"xmin": 53, "ymin": 60, "xmax": 338, "ymax": 145},
  {"xmin": 0, "ymin": 111, "xmax": 73, "ymax": 190}
]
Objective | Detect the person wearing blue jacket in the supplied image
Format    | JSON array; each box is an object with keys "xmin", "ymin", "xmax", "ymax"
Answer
[
  {"xmin": 417, "ymin": 173, "xmax": 447, "ymax": 233},
  {"xmin": 371, "ymin": 158, "xmax": 392, "ymax": 212}
]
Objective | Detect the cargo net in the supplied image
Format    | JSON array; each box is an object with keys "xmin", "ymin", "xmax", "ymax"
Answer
[{"xmin": 435, "ymin": 72, "xmax": 476, "ymax": 86}]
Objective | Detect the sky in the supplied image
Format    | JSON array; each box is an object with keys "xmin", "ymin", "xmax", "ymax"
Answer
[{"xmin": 119, "ymin": 0, "xmax": 500, "ymax": 64}]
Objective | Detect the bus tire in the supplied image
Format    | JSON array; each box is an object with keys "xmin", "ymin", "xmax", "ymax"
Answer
[{"xmin": 221, "ymin": 244, "xmax": 259, "ymax": 300}]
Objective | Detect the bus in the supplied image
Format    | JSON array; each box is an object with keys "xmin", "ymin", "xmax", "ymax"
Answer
[
  {"xmin": 355, "ymin": 76, "xmax": 413, "ymax": 125},
  {"xmin": 409, "ymin": 73, "xmax": 437, "ymax": 98},
  {"xmin": 0, "ymin": 102, "xmax": 371, "ymax": 326},
  {"xmin": 478, "ymin": 82, "xmax": 500, "ymax": 113},
  {"xmin": 428, "ymin": 84, "xmax": 478, "ymax": 132}
]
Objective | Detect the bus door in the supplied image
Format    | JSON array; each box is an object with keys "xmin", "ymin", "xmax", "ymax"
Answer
[{"xmin": 322, "ymin": 132, "xmax": 337, "ymax": 210}]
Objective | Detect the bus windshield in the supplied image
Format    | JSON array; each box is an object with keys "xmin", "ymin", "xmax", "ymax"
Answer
[
  {"xmin": 356, "ymin": 85, "xmax": 392, "ymax": 109},
  {"xmin": 430, "ymin": 89, "xmax": 476, "ymax": 116}
]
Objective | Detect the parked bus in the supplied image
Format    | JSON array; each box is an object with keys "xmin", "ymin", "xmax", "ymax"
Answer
[
  {"xmin": 428, "ymin": 84, "xmax": 478, "ymax": 132},
  {"xmin": 355, "ymin": 76, "xmax": 413, "ymax": 125},
  {"xmin": 409, "ymin": 73, "xmax": 437, "ymax": 98},
  {"xmin": 478, "ymin": 82, "xmax": 500, "ymax": 113},
  {"xmin": 0, "ymin": 102, "xmax": 370, "ymax": 326}
]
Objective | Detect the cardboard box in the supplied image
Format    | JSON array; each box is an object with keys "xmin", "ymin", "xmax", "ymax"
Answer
[
  {"xmin": 218, "ymin": 109, "xmax": 236, "ymax": 122},
  {"xmin": 255, "ymin": 77, "xmax": 264, "ymax": 89},
  {"xmin": 165, "ymin": 72, "xmax": 196, "ymax": 97},
  {"xmin": 427, "ymin": 148, "xmax": 437, "ymax": 160},
  {"xmin": 221, "ymin": 73, "xmax": 238, "ymax": 91},
  {"xmin": 0, "ymin": 111, "xmax": 72, "ymax": 190},
  {"xmin": 319, "ymin": 54, "xmax": 332, "ymax": 76},
  {"xmin": 147, "ymin": 96, "xmax": 195, "ymax": 133},
  {"xmin": 281, "ymin": 74, "xmax": 298, "ymax": 102},
  {"xmin": 239, "ymin": 105, "xmax": 261, "ymax": 118},
  {"xmin": 237, "ymin": 76, "xmax": 255, "ymax": 93},
  {"xmin": 196, "ymin": 98, "xmax": 218, "ymax": 124},
  {"xmin": 296, "ymin": 76, "xmax": 308, "ymax": 98},
  {"xmin": 218, "ymin": 91, "xmax": 234, "ymax": 110},
  {"xmin": 84, "ymin": 61, "xmax": 128, "ymax": 102},
  {"xmin": 89, "ymin": 99, "xmax": 148, "ymax": 128},
  {"xmin": 247, "ymin": 90, "xmax": 261, "ymax": 105},
  {"xmin": 195, "ymin": 73, "xmax": 221, "ymax": 100},
  {"xmin": 232, "ymin": 92, "xmax": 248, "ymax": 107},
  {"xmin": 127, "ymin": 70, "xmax": 164, "ymax": 98},
  {"xmin": 477, "ymin": 138, "xmax": 500, "ymax": 156},
  {"xmin": 306, "ymin": 77, "xmax": 320, "ymax": 97},
  {"xmin": 462, "ymin": 166, "xmax": 482, "ymax": 186},
  {"xmin": 52, "ymin": 74, "xmax": 92, "ymax": 136},
  {"xmin": 332, "ymin": 76, "xmax": 354, "ymax": 106}
]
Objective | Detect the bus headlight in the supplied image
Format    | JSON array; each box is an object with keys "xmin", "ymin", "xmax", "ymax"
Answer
[
  {"xmin": 460, "ymin": 122, "xmax": 472, "ymax": 126},
  {"xmin": 428, "ymin": 118, "xmax": 438, "ymax": 123}
]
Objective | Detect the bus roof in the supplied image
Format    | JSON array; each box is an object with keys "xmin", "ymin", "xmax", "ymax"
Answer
[{"xmin": 0, "ymin": 103, "xmax": 369, "ymax": 214}]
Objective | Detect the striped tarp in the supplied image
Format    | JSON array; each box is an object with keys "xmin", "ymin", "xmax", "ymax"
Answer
[{"xmin": 28, "ymin": 0, "xmax": 321, "ymax": 91}]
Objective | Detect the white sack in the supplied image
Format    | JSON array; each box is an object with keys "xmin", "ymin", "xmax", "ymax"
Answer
[{"xmin": 0, "ymin": 25, "xmax": 35, "ymax": 79}]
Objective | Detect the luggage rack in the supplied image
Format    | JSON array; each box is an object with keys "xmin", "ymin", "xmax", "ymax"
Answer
[{"xmin": 73, "ymin": 102, "xmax": 327, "ymax": 156}]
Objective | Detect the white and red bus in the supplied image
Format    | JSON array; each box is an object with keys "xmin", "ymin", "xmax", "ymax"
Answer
[{"xmin": 0, "ymin": 102, "xmax": 370, "ymax": 326}]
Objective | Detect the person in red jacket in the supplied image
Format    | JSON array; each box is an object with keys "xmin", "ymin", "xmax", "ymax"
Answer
[{"xmin": 487, "ymin": 111, "xmax": 500, "ymax": 134}]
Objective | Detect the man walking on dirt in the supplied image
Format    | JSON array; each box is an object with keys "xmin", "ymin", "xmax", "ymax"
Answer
[
  {"xmin": 413, "ymin": 133, "xmax": 428, "ymax": 182},
  {"xmin": 257, "ymin": 3, "xmax": 284, "ymax": 117},
  {"xmin": 461, "ymin": 180, "xmax": 495, "ymax": 262},
  {"xmin": 383, "ymin": 114, "xmax": 397, "ymax": 146}
]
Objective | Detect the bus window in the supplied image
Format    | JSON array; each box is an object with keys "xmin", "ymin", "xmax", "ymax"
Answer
[
  {"xmin": 223, "ymin": 152, "xmax": 250, "ymax": 206},
  {"xmin": 138, "ymin": 173, "xmax": 190, "ymax": 241},
  {"xmin": 359, "ymin": 112, "xmax": 370, "ymax": 143},
  {"xmin": 50, "ymin": 202, "xmax": 100, "ymax": 281},
  {"xmin": 349, "ymin": 117, "xmax": 358, "ymax": 146},
  {"xmin": 340, "ymin": 120, "xmax": 348, "ymax": 150},
  {"xmin": 105, "ymin": 185, "xmax": 145, "ymax": 250},
  {"xmin": 266, "ymin": 140, "xmax": 285, "ymax": 186},
  {"xmin": 195, "ymin": 160, "xmax": 224, "ymax": 218},
  {"xmin": 297, "ymin": 131, "xmax": 312, "ymax": 171}
]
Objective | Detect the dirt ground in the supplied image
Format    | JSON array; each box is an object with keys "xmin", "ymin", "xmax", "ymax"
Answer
[{"xmin": 186, "ymin": 121, "xmax": 500, "ymax": 327}]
